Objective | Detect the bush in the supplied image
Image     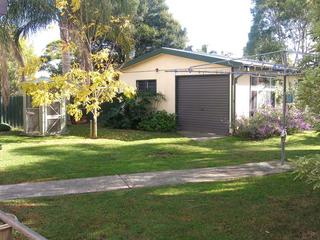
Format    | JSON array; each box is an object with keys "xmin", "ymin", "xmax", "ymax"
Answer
[
  {"xmin": 101, "ymin": 91, "xmax": 165, "ymax": 129},
  {"xmin": 0, "ymin": 123, "xmax": 11, "ymax": 132},
  {"xmin": 138, "ymin": 111, "xmax": 176, "ymax": 132},
  {"xmin": 293, "ymin": 155, "xmax": 320, "ymax": 190},
  {"xmin": 234, "ymin": 106, "xmax": 312, "ymax": 140}
]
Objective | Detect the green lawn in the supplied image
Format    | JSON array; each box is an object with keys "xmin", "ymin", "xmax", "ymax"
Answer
[
  {"xmin": 0, "ymin": 125, "xmax": 319, "ymax": 184},
  {"xmin": 1, "ymin": 173, "xmax": 319, "ymax": 240}
]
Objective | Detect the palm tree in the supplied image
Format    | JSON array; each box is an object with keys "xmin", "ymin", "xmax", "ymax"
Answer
[{"xmin": 0, "ymin": 0, "xmax": 56, "ymax": 106}]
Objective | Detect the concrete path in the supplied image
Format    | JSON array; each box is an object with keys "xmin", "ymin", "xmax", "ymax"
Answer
[{"xmin": 0, "ymin": 161, "xmax": 292, "ymax": 200}]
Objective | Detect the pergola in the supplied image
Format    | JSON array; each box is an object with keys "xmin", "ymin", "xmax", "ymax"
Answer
[{"xmin": 164, "ymin": 50, "xmax": 295, "ymax": 165}]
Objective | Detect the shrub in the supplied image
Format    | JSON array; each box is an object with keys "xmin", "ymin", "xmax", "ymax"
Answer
[
  {"xmin": 315, "ymin": 121, "xmax": 320, "ymax": 132},
  {"xmin": 0, "ymin": 123, "xmax": 11, "ymax": 132},
  {"xmin": 101, "ymin": 91, "xmax": 165, "ymax": 129},
  {"xmin": 138, "ymin": 111, "xmax": 176, "ymax": 132},
  {"xmin": 293, "ymin": 155, "xmax": 320, "ymax": 190},
  {"xmin": 234, "ymin": 106, "xmax": 312, "ymax": 140}
]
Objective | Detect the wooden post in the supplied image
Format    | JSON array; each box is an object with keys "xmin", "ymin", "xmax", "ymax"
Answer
[
  {"xmin": 0, "ymin": 211, "xmax": 47, "ymax": 240},
  {"xmin": 0, "ymin": 224, "xmax": 13, "ymax": 240},
  {"xmin": 0, "ymin": 223, "xmax": 13, "ymax": 240}
]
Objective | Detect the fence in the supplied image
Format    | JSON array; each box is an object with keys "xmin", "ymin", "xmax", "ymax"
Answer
[
  {"xmin": 0, "ymin": 95, "xmax": 24, "ymax": 128},
  {"xmin": 0, "ymin": 210, "xmax": 47, "ymax": 240}
]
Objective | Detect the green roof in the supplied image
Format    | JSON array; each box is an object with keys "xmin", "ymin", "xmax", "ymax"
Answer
[{"xmin": 122, "ymin": 48, "xmax": 244, "ymax": 69}]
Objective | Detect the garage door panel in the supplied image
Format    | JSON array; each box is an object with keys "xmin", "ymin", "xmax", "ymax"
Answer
[{"xmin": 176, "ymin": 74, "xmax": 230, "ymax": 134}]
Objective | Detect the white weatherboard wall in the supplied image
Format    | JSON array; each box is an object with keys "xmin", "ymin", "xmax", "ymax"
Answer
[
  {"xmin": 235, "ymin": 74, "xmax": 250, "ymax": 118},
  {"xmin": 120, "ymin": 53, "xmax": 232, "ymax": 114},
  {"xmin": 120, "ymin": 53, "xmax": 301, "ymax": 122}
]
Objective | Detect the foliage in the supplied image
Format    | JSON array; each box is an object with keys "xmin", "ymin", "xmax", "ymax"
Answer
[
  {"xmin": 297, "ymin": 66, "xmax": 320, "ymax": 115},
  {"xmin": 234, "ymin": 106, "xmax": 312, "ymax": 140},
  {"xmin": 40, "ymin": 40, "xmax": 64, "ymax": 76},
  {"xmin": 20, "ymin": 0, "xmax": 138, "ymax": 138},
  {"xmin": 244, "ymin": 0, "xmax": 313, "ymax": 64},
  {"xmin": 102, "ymin": 91, "xmax": 165, "ymax": 129},
  {"xmin": 133, "ymin": 0, "xmax": 187, "ymax": 57},
  {"xmin": 56, "ymin": 0, "xmax": 138, "ymax": 68},
  {"xmin": 22, "ymin": 50, "xmax": 133, "ymax": 136},
  {"xmin": 311, "ymin": 0, "xmax": 320, "ymax": 52},
  {"xmin": 0, "ymin": 123, "xmax": 11, "ymax": 132},
  {"xmin": 314, "ymin": 120, "xmax": 320, "ymax": 132},
  {"xmin": 294, "ymin": 155, "xmax": 320, "ymax": 190},
  {"xmin": 138, "ymin": 110, "xmax": 176, "ymax": 132},
  {"xmin": 5, "ymin": 40, "xmax": 36, "ymax": 95},
  {"xmin": 0, "ymin": 0, "xmax": 57, "ymax": 105}
]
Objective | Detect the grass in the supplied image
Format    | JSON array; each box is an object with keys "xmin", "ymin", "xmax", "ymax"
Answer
[
  {"xmin": 0, "ymin": 125, "xmax": 319, "ymax": 184},
  {"xmin": 1, "ymin": 173, "xmax": 319, "ymax": 240}
]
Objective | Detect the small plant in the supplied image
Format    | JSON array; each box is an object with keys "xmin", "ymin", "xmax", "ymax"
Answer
[
  {"xmin": 315, "ymin": 122, "xmax": 320, "ymax": 132},
  {"xmin": 0, "ymin": 123, "xmax": 11, "ymax": 132},
  {"xmin": 234, "ymin": 106, "xmax": 312, "ymax": 140},
  {"xmin": 293, "ymin": 155, "xmax": 320, "ymax": 190},
  {"xmin": 102, "ymin": 91, "xmax": 165, "ymax": 129},
  {"xmin": 138, "ymin": 111, "xmax": 176, "ymax": 132}
]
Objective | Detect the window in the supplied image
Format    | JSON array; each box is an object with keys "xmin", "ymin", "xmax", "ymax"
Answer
[
  {"xmin": 250, "ymin": 76, "xmax": 277, "ymax": 115},
  {"xmin": 136, "ymin": 80, "xmax": 157, "ymax": 94}
]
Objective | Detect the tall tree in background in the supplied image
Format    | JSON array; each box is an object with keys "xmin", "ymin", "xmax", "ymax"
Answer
[
  {"xmin": 0, "ymin": 0, "xmax": 56, "ymax": 106},
  {"xmin": 311, "ymin": 0, "xmax": 320, "ymax": 52},
  {"xmin": 244, "ymin": 0, "xmax": 313, "ymax": 64},
  {"xmin": 134, "ymin": 0, "xmax": 187, "ymax": 57}
]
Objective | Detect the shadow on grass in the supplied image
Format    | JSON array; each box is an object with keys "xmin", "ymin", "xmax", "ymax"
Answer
[
  {"xmin": 67, "ymin": 124, "xmax": 182, "ymax": 141},
  {"xmin": 2, "ymin": 132, "xmax": 320, "ymax": 184},
  {"xmin": 0, "ymin": 174, "xmax": 319, "ymax": 240}
]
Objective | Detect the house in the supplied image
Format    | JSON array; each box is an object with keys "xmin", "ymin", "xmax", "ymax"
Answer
[{"xmin": 120, "ymin": 48, "xmax": 298, "ymax": 135}]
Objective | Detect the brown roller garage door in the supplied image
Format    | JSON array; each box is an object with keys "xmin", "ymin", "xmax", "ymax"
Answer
[{"xmin": 176, "ymin": 74, "xmax": 230, "ymax": 135}]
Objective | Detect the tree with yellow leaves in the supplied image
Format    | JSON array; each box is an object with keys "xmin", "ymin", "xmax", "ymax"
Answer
[
  {"xmin": 22, "ymin": 50, "xmax": 133, "ymax": 138},
  {"xmin": 22, "ymin": 0, "xmax": 137, "ymax": 138}
]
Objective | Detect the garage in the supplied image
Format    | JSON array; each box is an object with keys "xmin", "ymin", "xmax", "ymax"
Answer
[{"xmin": 176, "ymin": 74, "xmax": 230, "ymax": 135}]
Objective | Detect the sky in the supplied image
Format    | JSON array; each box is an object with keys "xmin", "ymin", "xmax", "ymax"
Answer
[{"xmin": 28, "ymin": 0, "xmax": 253, "ymax": 57}]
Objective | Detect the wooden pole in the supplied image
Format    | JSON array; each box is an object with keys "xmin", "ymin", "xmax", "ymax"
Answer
[
  {"xmin": 0, "ymin": 210, "xmax": 47, "ymax": 240},
  {"xmin": 0, "ymin": 223, "xmax": 13, "ymax": 240},
  {"xmin": 281, "ymin": 51, "xmax": 288, "ymax": 165}
]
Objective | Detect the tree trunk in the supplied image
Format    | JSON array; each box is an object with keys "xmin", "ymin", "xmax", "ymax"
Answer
[
  {"xmin": 59, "ymin": 16, "xmax": 71, "ymax": 74},
  {"xmin": 0, "ymin": 46, "xmax": 10, "ymax": 107},
  {"xmin": 91, "ymin": 109, "xmax": 98, "ymax": 139}
]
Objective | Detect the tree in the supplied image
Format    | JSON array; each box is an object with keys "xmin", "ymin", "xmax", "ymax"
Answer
[
  {"xmin": 22, "ymin": 0, "xmax": 136, "ymax": 138},
  {"xmin": 0, "ymin": 0, "xmax": 57, "ymax": 105},
  {"xmin": 293, "ymin": 1, "xmax": 320, "ymax": 190},
  {"xmin": 0, "ymin": 20, "xmax": 25, "ymax": 106},
  {"xmin": 133, "ymin": 0, "xmax": 187, "ymax": 57},
  {"xmin": 244, "ymin": 0, "xmax": 313, "ymax": 64},
  {"xmin": 22, "ymin": 50, "xmax": 133, "ymax": 139},
  {"xmin": 294, "ymin": 155, "xmax": 320, "ymax": 190},
  {"xmin": 200, "ymin": 44, "xmax": 208, "ymax": 53},
  {"xmin": 7, "ymin": 40, "xmax": 37, "ymax": 95},
  {"xmin": 40, "ymin": 40, "xmax": 64, "ymax": 76},
  {"xmin": 311, "ymin": 0, "xmax": 320, "ymax": 52},
  {"xmin": 297, "ymin": 1, "xmax": 320, "ymax": 114},
  {"xmin": 297, "ymin": 67, "xmax": 320, "ymax": 114}
]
